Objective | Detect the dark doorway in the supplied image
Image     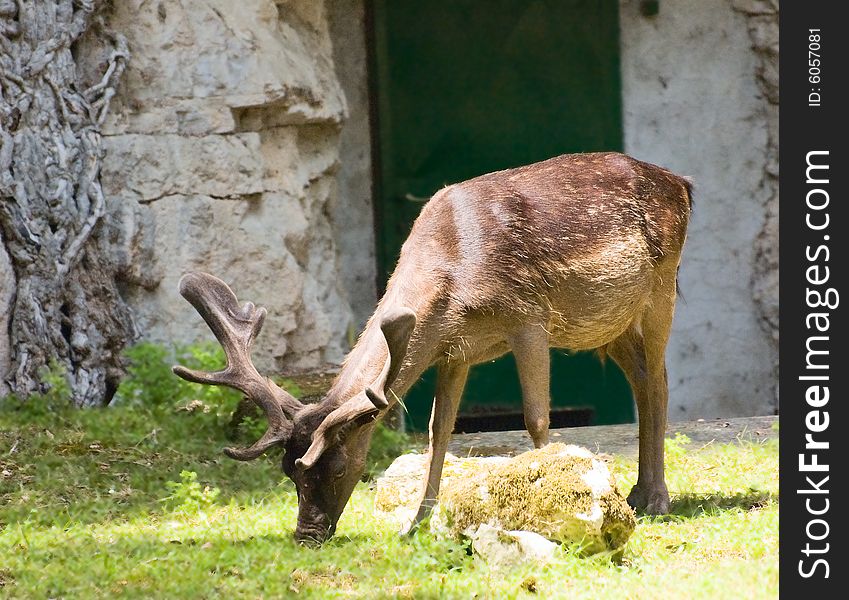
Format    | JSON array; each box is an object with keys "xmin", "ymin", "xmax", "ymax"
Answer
[{"xmin": 368, "ymin": 0, "xmax": 634, "ymax": 431}]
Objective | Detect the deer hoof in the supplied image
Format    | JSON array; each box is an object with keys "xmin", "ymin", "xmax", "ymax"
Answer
[{"xmin": 627, "ymin": 484, "xmax": 670, "ymax": 515}]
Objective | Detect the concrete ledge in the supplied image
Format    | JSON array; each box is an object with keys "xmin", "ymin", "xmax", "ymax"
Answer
[{"xmin": 443, "ymin": 415, "xmax": 778, "ymax": 458}]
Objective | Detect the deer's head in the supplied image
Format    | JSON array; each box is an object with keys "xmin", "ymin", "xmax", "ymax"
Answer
[{"xmin": 172, "ymin": 272, "xmax": 415, "ymax": 544}]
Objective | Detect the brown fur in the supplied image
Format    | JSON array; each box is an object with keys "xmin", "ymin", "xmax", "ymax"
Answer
[
  {"xmin": 381, "ymin": 152, "xmax": 690, "ymax": 389},
  {"xmin": 175, "ymin": 152, "xmax": 692, "ymax": 544}
]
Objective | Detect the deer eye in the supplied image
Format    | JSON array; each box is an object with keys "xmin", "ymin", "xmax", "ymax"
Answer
[{"xmin": 327, "ymin": 455, "xmax": 347, "ymax": 480}]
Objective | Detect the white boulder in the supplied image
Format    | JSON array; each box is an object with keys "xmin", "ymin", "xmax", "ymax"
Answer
[
  {"xmin": 375, "ymin": 443, "xmax": 636, "ymax": 561},
  {"xmin": 467, "ymin": 524, "xmax": 559, "ymax": 568}
]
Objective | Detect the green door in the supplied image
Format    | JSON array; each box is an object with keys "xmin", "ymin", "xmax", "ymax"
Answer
[{"xmin": 369, "ymin": 0, "xmax": 634, "ymax": 431}]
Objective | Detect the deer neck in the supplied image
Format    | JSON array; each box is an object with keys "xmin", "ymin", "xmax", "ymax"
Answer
[{"xmin": 324, "ymin": 266, "xmax": 445, "ymax": 409}]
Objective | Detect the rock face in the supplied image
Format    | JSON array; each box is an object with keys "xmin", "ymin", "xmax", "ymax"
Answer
[
  {"xmin": 87, "ymin": 0, "xmax": 354, "ymax": 372},
  {"xmin": 620, "ymin": 0, "xmax": 780, "ymax": 418},
  {"xmin": 731, "ymin": 0, "xmax": 779, "ymax": 396},
  {"xmin": 375, "ymin": 444, "xmax": 636, "ymax": 560}
]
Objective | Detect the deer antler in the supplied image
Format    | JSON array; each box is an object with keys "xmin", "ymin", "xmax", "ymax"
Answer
[{"xmin": 172, "ymin": 272, "xmax": 303, "ymax": 460}]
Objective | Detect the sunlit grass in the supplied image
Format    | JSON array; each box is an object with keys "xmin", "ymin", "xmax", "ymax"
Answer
[{"xmin": 0, "ymin": 404, "xmax": 778, "ymax": 599}]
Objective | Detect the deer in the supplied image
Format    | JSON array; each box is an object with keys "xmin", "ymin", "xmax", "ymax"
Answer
[{"xmin": 173, "ymin": 151, "xmax": 692, "ymax": 544}]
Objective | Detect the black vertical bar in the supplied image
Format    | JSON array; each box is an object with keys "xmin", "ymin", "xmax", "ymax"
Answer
[{"xmin": 780, "ymin": 2, "xmax": 846, "ymax": 595}]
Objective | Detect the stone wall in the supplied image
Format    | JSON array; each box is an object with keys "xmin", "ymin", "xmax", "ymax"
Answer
[
  {"xmin": 732, "ymin": 0, "xmax": 779, "ymax": 390},
  {"xmin": 1, "ymin": 0, "xmax": 779, "ymax": 417},
  {"xmin": 96, "ymin": 0, "xmax": 354, "ymax": 372},
  {"xmin": 328, "ymin": 0, "xmax": 379, "ymax": 332},
  {"xmin": 620, "ymin": 0, "xmax": 779, "ymax": 419},
  {"xmin": 99, "ymin": 0, "xmax": 780, "ymax": 414}
]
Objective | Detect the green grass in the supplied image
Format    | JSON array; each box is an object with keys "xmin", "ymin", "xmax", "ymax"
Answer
[
  {"xmin": 0, "ymin": 408, "xmax": 778, "ymax": 599},
  {"xmin": 0, "ymin": 397, "xmax": 778, "ymax": 598}
]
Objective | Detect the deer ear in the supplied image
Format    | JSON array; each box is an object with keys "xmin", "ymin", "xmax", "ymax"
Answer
[
  {"xmin": 295, "ymin": 308, "xmax": 416, "ymax": 471},
  {"xmin": 364, "ymin": 307, "xmax": 416, "ymax": 407},
  {"xmin": 295, "ymin": 392, "xmax": 383, "ymax": 470}
]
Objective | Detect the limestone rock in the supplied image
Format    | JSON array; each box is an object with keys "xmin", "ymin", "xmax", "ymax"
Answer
[
  {"xmin": 374, "ymin": 453, "xmax": 509, "ymax": 528},
  {"xmin": 102, "ymin": 133, "xmax": 265, "ymax": 202},
  {"xmin": 102, "ymin": 101, "xmax": 238, "ymax": 137},
  {"xmin": 82, "ymin": 0, "xmax": 355, "ymax": 372},
  {"xmin": 730, "ymin": 0, "xmax": 778, "ymax": 17},
  {"xmin": 103, "ymin": 0, "xmax": 346, "ymax": 124},
  {"xmin": 375, "ymin": 443, "xmax": 636, "ymax": 555},
  {"xmin": 120, "ymin": 190, "xmax": 348, "ymax": 372},
  {"xmin": 467, "ymin": 524, "xmax": 558, "ymax": 568}
]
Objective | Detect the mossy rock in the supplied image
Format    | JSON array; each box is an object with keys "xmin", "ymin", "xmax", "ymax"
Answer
[
  {"xmin": 375, "ymin": 443, "xmax": 636, "ymax": 554},
  {"xmin": 433, "ymin": 444, "xmax": 635, "ymax": 553}
]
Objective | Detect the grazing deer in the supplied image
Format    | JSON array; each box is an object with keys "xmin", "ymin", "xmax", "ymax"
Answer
[{"xmin": 174, "ymin": 152, "xmax": 692, "ymax": 544}]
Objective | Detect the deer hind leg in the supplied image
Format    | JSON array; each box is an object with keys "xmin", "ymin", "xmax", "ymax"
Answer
[
  {"xmin": 401, "ymin": 361, "xmax": 469, "ymax": 535},
  {"xmin": 508, "ymin": 324, "xmax": 551, "ymax": 448},
  {"xmin": 608, "ymin": 284, "xmax": 677, "ymax": 515}
]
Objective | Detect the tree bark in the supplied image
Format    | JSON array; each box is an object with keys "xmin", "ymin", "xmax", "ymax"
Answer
[{"xmin": 0, "ymin": 0, "xmax": 132, "ymax": 406}]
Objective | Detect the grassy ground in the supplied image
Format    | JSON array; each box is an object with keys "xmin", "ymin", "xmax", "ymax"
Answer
[{"xmin": 0, "ymin": 398, "xmax": 778, "ymax": 599}]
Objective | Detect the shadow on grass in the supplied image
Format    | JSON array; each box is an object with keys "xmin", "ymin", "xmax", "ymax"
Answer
[
  {"xmin": 640, "ymin": 489, "xmax": 777, "ymax": 521},
  {"xmin": 1, "ymin": 406, "xmax": 410, "ymax": 531},
  {"xmin": 0, "ymin": 450, "xmax": 296, "ymax": 529}
]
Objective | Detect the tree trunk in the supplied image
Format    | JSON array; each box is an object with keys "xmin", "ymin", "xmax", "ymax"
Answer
[{"xmin": 0, "ymin": 0, "xmax": 132, "ymax": 406}]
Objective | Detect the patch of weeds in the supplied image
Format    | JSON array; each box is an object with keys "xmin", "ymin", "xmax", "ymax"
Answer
[
  {"xmin": 115, "ymin": 342, "xmax": 174, "ymax": 406},
  {"xmin": 288, "ymin": 567, "xmax": 357, "ymax": 594},
  {"xmin": 408, "ymin": 527, "xmax": 472, "ymax": 572},
  {"xmin": 520, "ymin": 574, "xmax": 541, "ymax": 594},
  {"xmin": 236, "ymin": 414, "xmax": 268, "ymax": 444},
  {"xmin": 38, "ymin": 360, "xmax": 73, "ymax": 406},
  {"xmin": 162, "ymin": 470, "xmax": 220, "ymax": 513},
  {"xmin": 115, "ymin": 341, "xmax": 241, "ymax": 410},
  {"xmin": 274, "ymin": 377, "xmax": 303, "ymax": 399}
]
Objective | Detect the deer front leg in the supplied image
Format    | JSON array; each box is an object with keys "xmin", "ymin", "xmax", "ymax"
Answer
[
  {"xmin": 508, "ymin": 325, "xmax": 551, "ymax": 448},
  {"xmin": 401, "ymin": 362, "xmax": 469, "ymax": 535}
]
